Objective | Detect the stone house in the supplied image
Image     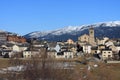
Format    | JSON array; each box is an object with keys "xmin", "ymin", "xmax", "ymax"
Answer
[
  {"xmin": 78, "ymin": 27, "xmax": 96, "ymax": 46},
  {"xmin": 78, "ymin": 34, "xmax": 89, "ymax": 43}
]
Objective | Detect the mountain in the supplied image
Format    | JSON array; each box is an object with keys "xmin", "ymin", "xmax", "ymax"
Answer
[
  {"xmin": 0, "ymin": 30, "xmax": 19, "ymax": 36},
  {"xmin": 24, "ymin": 21, "xmax": 120, "ymax": 41}
]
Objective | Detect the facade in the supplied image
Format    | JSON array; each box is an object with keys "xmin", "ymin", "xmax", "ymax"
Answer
[
  {"xmin": 83, "ymin": 44, "xmax": 92, "ymax": 54},
  {"xmin": 102, "ymin": 49, "xmax": 113, "ymax": 60},
  {"xmin": 64, "ymin": 51, "xmax": 74, "ymax": 59},
  {"xmin": 91, "ymin": 47, "xmax": 98, "ymax": 54},
  {"xmin": 89, "ymin": 27, "xmax": 96, "ymax": 46},
  {"xmin": 12, "ymin": 45, "xmax": 20, "ymax": 52},
  {"xmin": 55, "ymin": 51, "xmax": 73, "ymax": 59},
  {"xmin": 67, "ymin": 39, "xmax": 74, "ymax": 44},
  {"xmin": 98, "ymin": 44, "xmax": 105, "ymax": 50},
  {"xmin": 0, "ymin": 32, "xmax": 7, "ymax": 41},
  {"xmin": 97, "ymin": 37, "xmax": 109, "ymax": 45},
  {"xmin": 78, "ymin": 27, "xmax": 96, "ymax": 46},
  {"xmin": 23, "ymin": 50, "xmax": 40, "ymax": 58},
  {"xmin": 78, "ymin": 34, "xmax": 89, "ymax": 43}
]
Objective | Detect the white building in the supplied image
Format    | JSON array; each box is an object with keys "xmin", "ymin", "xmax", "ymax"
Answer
[
  {"xmin": 83, "ymin": 44, "xmax": 92, "ymax": 54},
  {"xmin": 12, "ymin": 45, "xmax": 20, "ymax": 52},
  {"xmin": 23, "ymin": 50, "xmax": 40, "ymax": 58},
  {"xmin": 55, "ymin": 51, "xmax": 73, "ymax": 59},
  {"xmin": 102, "ymin": 49, "xmax": 113, "ymax": 60}
]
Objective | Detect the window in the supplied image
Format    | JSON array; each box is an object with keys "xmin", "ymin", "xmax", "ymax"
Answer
[
  {"xmin": 108, "ymin": 55, "xmax": 111, "ymax": 57},
  {"xmin": 95, "ymin": 51, "xmax": 97, "ymax": 53},
  {"xmin": 57, "ymin": 52, "xmax": 64, "ymax": 55},
  {"xmin": 24, "ymin": 55, "xmax": 26, "ymax": 58},
  {"xmin": 69, "ymin": 55, "xmax": 72, "ymax": 58},
  {"xmin": 28, "ymin": 55, "xmax": 30, "ymax": 58},
  {"xmin": 108, "ymin": 52, "xmax": 111, "ymax": 53},
  {"xmin": 65, "ymin": 56, "xmax": 67, "ymax": 59},
  {"xmin": 90, "ymin": 31, "xmax": 93, "ymax": 34}
]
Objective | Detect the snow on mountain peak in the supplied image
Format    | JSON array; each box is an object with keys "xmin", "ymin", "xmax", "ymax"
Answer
[
  {"xmin": 50, "ymin": 26, "xmax": 82, "ymax": 35},
  {"xmin": 29, "ymin": 31, "xmax": 49, "ymax": 38},
  {"xmin": 106, "ymin": 21, "xmax": 120, "ymax": 26},
  {"xmin": 25, "ymin": 21, "xmax": 120, "ymax": 38},
  {"xmin": 91, "ymin": 21, "xmax": 120, "ymax": 27},
  {"xmin": 62, "ymin": 26, "xmax": 79, "ymax": 31}
]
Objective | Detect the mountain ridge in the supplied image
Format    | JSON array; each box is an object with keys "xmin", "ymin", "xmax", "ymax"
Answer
[{"xmin": 24, "ymin": 21, "xmax": 120, "ymax": 41}]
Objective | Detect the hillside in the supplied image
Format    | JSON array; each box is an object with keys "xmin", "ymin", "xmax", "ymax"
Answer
[{"xmin": 24, "ymin": 21, "xmax": 120, "ymax": 41}]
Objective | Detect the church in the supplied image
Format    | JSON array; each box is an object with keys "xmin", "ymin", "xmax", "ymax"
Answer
[{"xmin": 78, "ymin": 27, "xmax": 96, "ymax": 46}]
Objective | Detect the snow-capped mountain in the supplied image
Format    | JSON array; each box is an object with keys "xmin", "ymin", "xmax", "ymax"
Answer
[{"xmin": 24, "ymin": 21, "xmax": 120, "ymax": 41}]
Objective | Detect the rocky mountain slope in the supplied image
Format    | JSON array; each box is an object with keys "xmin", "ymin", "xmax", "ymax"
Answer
[{"xmin": 24, "ymin": 21, "xmax": 120, "ymax": 41}]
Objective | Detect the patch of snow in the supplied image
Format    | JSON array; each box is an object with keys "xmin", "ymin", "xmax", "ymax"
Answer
[
  {"xmin": 26, "ymin": 21, "xmax": 120, "ymax": 38},
  {"xmin": 4, "ymin": 65, "xmax": 25, "ymax": 72},
  {"xmin": 93, "ymin": 64, "xmax": 98, "ymax": 67}
]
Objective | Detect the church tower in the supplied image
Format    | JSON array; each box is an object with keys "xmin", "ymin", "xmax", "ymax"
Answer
[{"xmin": 89, "ymin": 27, "xmax": 96, "ymax": 46}]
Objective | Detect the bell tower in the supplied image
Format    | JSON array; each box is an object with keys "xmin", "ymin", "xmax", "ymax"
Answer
[{"xmin": 89, "ymin": 27, "xmax": 96, "ymax": 45}]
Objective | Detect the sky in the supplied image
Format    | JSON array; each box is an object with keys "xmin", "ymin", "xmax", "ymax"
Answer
[{"xmin": 0, "ymin": 0, "xmax": 120, "ymax": 35}]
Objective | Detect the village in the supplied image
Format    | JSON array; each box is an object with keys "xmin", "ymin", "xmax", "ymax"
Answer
[
  {"xmin": 0, "ymin": 28, "xmax": 120, "ymax": 63},
  {"xmin": 0, "ymin": 28, "xmax": 120, "ymax": 80}
]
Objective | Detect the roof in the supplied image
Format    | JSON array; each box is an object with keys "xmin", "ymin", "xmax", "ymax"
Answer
[
  {"xmin": 83, "ymin": 43, "xmax": 92, "ymax": 46},
  {"xmin": 18, "ymin": 43, "xmax": 30, "ymax": 47},
  {"xmin": 6, "ymin": 43, "xmax": 14, "ymax": 47},
  {"xmin": 47, "ymin": 42, "xmax": 57, "ymax": 48},
  {"xmin": 91, "ymin": 46, "xmax": 98, "ymax": 50},
  {"xmin": 47, "ymin": 49, "xmax": 56, "ymax": 52},
  {"xmin": 2, "ymin": 50, "xmax": 12, "ymax": 52},
  {"xmin": 101, "ymin": 48, "xmax": 112, "ymax": 51},
  {"xmin": 98, "ymin": 44, "xmax": 105, "ymax": 46}
]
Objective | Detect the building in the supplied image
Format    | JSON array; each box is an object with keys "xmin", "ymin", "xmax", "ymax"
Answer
[
  {"xmin": 66, "ymin": 39, "xmax": 74, "ymax": 44},
  {"xmin": 89, "ymin": 27, "xmax": 96, "ymax": 46},
  {"xmin": 55, "ymin": 51, "xmax": 74, "ymax": 59},
  {"xmin": 0, "ymin": 32, "xmax": 7, "ymax": 41},
  {"xmin": 83, "ymin": 44, "xmax": 92, "ymax": 54},
  {"xmin": 12, "ymin": 45, "xmax": 20, "ymax": 52},
  {"xmin": 78, "ymin": 34, "xmax": 89, "ymax": 43},
  {"xmin": 101, "ymin": 49, "xmax": 113, "ymax": 60},
  {"xmin": 91, "ymin": 46, "xmax": 98, "ymax": 54},
  {"xmin": 23, "ymin": 50, "xmax": 40, "ymax": 58},
  {"xmin": 97, "ymin": 37, "xmax": 109, "ymax": 45},
  {"xmin": 78, "ymin": 27, "xmax": 96, "ymax": 46},
  {"xmin": 98, "ymin": 44, "xmax": 106, "ymax": 50}
]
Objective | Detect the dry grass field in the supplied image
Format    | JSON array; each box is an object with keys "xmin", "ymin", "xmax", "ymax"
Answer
[
  {"xmin": 0, "ymin": 58, "xmax": 120, "ymax": 80},
  {"xmin": 0, "ymin": 58, "xmax": 10, "ymax": 69}
]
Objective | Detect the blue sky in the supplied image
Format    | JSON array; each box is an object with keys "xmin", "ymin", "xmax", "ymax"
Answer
[{"xmin": 0, "ymin": 0, "xmax": 120, "ymax": 35}]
